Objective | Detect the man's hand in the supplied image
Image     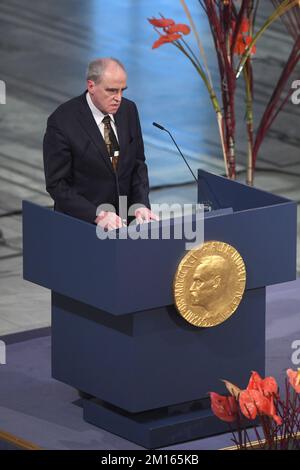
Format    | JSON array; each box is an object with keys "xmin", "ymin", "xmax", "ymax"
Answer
[
  {"xmin": 134, "ymin": 207, "xmax": 159, "ymax": 224},
  {"xmin": 95, "ymin": 211, "xmax": 124, "ymax": 231}
]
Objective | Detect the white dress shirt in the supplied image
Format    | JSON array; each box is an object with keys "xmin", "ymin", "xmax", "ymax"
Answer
[{"xmin": 86, "ymin": 92, "xmax": 119, "ymax": 152}]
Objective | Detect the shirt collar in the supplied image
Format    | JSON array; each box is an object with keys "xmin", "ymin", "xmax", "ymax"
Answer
[{"xmin": 86, "ymin": 92, "xmax": 115, "ymax": 126}]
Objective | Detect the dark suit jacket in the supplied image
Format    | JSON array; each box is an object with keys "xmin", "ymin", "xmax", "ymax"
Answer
[{"xmin": 43, "ymin": 92, "xmax": 150, "ymax": 224}]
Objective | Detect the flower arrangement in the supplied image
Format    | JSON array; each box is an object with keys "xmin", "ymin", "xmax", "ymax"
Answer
[
  {"xmin": 209, "ymin": 369, "xmax": 300, "ymax": 449},
  {"xmin": 148, "ymin": 1, "xmax": 300, "ymax": 185}
]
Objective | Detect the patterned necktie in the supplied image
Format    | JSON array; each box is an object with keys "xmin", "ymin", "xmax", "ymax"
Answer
[{"xmin": 102, "ymin": 115, "xmax": 119, "ymax": 171}]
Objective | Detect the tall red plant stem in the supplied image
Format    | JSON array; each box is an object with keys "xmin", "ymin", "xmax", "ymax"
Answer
[
  {"xmin": 203, "ymin": 0, "xmax": 238, "ymax": 178},
  {"xmin": 253, "ymin": 36, "xmax": 300, "ymax": 166},
  {"xmin": 243, "ymin": 59, "xmax": 254, "ymax": 185}
]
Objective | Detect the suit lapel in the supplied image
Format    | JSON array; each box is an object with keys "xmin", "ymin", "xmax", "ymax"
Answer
[
  {"xmin": 77, "ymin": 93, "xmax": 114, "ymax": 174},
  {"xmin": 114, "ymin": 106, "xmax": 127, "ymax": 175}
]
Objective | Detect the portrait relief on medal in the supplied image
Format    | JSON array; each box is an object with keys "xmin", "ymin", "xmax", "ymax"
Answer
[{"xmin": 174, "ymin": 241, "xmax": 247, "ymax": 328}]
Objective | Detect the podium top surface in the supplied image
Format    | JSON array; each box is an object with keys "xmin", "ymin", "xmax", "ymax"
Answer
[
  {"xmin": 22, "ymin": 172, "xmax": 297, "ymax": 315},
  {"xmin": 197, "ymin": 169, "xmax": 292, "ymax": 212}
]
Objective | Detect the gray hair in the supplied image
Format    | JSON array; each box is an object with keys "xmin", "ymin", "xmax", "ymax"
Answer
[{"xmin": 86, "ymin": 58, "xmax": 126, "ymax": 83}]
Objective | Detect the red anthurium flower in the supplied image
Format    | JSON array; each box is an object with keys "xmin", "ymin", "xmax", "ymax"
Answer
[
  {"xmin": 233, "ymin": 35, "xmax": 256, "ymax": 56},
  {"xmin": 247, "ymin": 371, "xmax": 277, "ymax": 397},
  {"xmin": 260, "ymin": 376, "xmax": 278, "ymax": 397},
  {"xmin": 239, "ymin": 389, "xmax": 260, "ymax": 419},
  {"xmin": 287, "ymin": 368, "xmax": 300, "ymax": 393},
  {"xmin": 148, "ymin": 18, "xmax": 175, "ymax": 28},
  {"xmin": 152, "ymin": 33, "xmax": 182, "ymax": 49},
  {"xmin": 247, "ymin": 370, "xmax": 263, "ymax": 390},
  {"xmin": 240, "ymin": 18, "xmax": 250, "ymax": 33},
  {"xmin": 259, "ymin": 395, "xmax": 282, "ymax": 425},
  {"xmin": 234, "ymin": 35, "xmax": 246, "ymax": 55},
  {"xmin": 239, "ymin": 389, "xmax": 282, "ymax": 425},
  {"xmin": 267, "ymin": 396, "xmax": 282, "ymax": 425},
  {"xmin": 166, "ymin": 23, "xmax": 191, "ymax": 35},
  {"xmin": 209, "ymin": 392, "xmax": 238, "ymax": 422}
]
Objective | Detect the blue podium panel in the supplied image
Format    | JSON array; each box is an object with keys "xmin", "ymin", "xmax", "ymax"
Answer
[
  {"xmin": 82, "ymin": 397, "xmax": 231, "ymax": 449},
  {"xmin": 204, "ymin": 203, "xmax": 296, "ymax": 289},
  {"xmin": 52, "ymin": 287, "xmax": 265, "ymax": 413},
  {"xmin": 197, "ymin": 169, "xmax": 293, "ymax": 211},
  {"xmin": 23, "ymin": 198, "xmax": 296, "ymax": 315}
]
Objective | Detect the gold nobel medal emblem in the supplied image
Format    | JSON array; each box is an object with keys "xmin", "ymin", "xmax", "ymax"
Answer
[{"xmin": 174, "ymin": 241, "xmax": 246, "ymax": 327}]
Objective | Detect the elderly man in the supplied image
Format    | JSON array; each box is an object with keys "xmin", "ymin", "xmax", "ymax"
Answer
[{"xmin": 43, "ymin": 57, "xmax": 157, "ymax": 230}]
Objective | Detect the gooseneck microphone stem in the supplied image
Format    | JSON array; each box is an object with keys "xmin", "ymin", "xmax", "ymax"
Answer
[
  {"xmin": 152, "ymin": 122, "xmax": 198, "ymax": 183},
  {"xmin": 165, "ymin": 129, "xmax": 198, "ymax": 183}
]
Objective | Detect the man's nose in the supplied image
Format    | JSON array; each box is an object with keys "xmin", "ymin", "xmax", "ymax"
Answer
[{"xmin": 114, "ymin": 91, "xmax": 122, "ymax": 101}]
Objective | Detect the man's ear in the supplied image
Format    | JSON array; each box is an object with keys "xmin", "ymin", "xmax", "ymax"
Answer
[
  {"xmin": 87, "ymin": 80, "xmax": 95, "ymax": 94},
  {"xmin": 212, "ymin": 275, "xmax": 221, "ymax": 289}
]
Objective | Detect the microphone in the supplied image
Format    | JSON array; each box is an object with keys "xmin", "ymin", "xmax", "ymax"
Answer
[{"xmin": 152, "ymin": 122, "xmax": 198, "ymax": 183}]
